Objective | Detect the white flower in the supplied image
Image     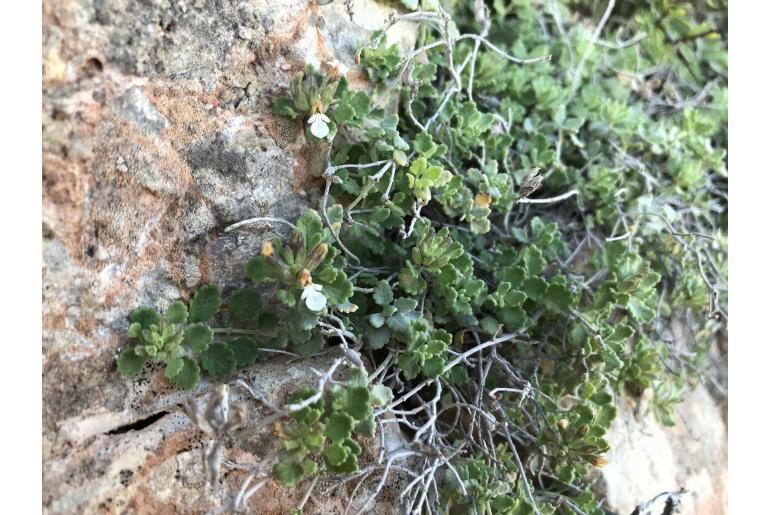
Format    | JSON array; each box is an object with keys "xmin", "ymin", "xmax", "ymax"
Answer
[
  {"xmin": 301, "ymin": 283, "xmax": 327, "ymax": 311},
  {"xmin": 307, "ymin": 112, "xmax": 331, "ymax": 139}
]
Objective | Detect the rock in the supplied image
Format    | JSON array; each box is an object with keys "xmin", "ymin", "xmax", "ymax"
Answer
[
  {"xmin": 597, "ymin": 384, "xmax": 727, "ymax": 515},
  {"xmin": 43, "ymin": 1, "xmax": 416, "ymax": 513},
  {"xmin": 44, "ymin": 350, "xmax": 408, "ymax": 514}
]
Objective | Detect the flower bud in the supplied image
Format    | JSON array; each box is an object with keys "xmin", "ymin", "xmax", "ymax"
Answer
[
  {"xmin": 590, "ymin": 456, "xmax": 608, "ymax": 468},
  {"xmin": 305, "ymin": 243, "xmax": 328, "ymax": 271},
  {"xmin": 299, "ymin": 268, "xmax": 312, "ymax": 287},
  {"xmin": 289, "ymin": 231, "xmax": 304, "ymax": 254}
]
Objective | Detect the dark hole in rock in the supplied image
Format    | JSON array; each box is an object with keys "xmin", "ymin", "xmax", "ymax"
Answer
[
  {"xmin": 106, "ymin": 410, "xmax": 169, "ymax": 435},
  {"xmin": 81, "ymin": 57, "xmax": 104, "ymax": 78}
]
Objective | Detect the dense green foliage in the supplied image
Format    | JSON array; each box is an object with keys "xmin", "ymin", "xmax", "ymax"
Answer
[{"xmin": 118, "ymin": 0, "xmax": 726, "ymax": 512}]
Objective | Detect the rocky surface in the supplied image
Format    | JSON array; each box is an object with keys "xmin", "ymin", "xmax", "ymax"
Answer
[
  {"xmin": 42, "ymin": 1, "xmax": 415, "ymax": 513},
  {"xmin": 598, "ymin": 383, "xmax": 728, "ymax": 515}
]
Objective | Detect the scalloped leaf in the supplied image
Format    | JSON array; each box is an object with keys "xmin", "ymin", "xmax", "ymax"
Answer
[
  {"xmin": 245, "ymin": 256, "xmax": 276, "ymax": 284},
  {"xmin": 182, "ymin": 323, "xmax": 214, "ymax": 352},
  {"xmin": 164, "ymin": 357, "xmax": 184, "ymax": 378},
  {"xmin": 346, "ymin": 387, "xmax": 371, "ymax": 420},
  {"xmin": 324, "ymin": 412, "xmax": 355, "ymax": 442},
  {"xmin": 323, "ymin": 442, "xmax": 350, "ymax": 466},
  {"xmin": 170, "ymin": 357, "xmax": 200, "ymax": 390},
  {"xmin": 189, "ymin": 285, "xmax": 222, "ymax": 323},
  {"xmin": 373, "ymin": 280, "xmax": 394, "ymax": 306},
  {"xmin": 200, "ymin": 343, "xmax": 237, "ymax": 378},
  {"xmin": 117, "ymin": 348, "xmax": 147, "ymax": 376},
  {"xmin": 228, "ymin": 336, "xmax": 260, "ymax": 366},
  {"xmin": 273, "ymin": 461, "xmax": 304, "ymax": 487},
  {"xmin": 228, "ymin": 288, "xmax": 262, "ymax": 321},
  {"xmin": 166, "ymin": 301, "xmax": 188, "ymax": 325},
  {"xmin": 130, "ymin": 307, "xmax": 161, "ymax": 329}
]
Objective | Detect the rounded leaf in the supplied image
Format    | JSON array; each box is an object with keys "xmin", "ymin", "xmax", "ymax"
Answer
[
  {"xmin": 130, "ymin": 307, "xmax": 161, "ymax": 329},
  {"xmin": 323, "ymin": 442, "xmax": 350, "ymax": 466},
  {"xmin": 117, "ymin": 348, "xmax": 147, "ymax": 376},
  {"xmin": 200, "ymin": 343, "xmax": 237, "ymax": 378},
  {"xmin": 346, "ymin": 387, "xmax": 372, "ymax": 421},
  {"xmin": 227, "ymin": 288, "xmax": 262, "ymax": 321},
  {"xmin": 164, "ymin": 356, "xmax": 184, "ymax": 378},
  {"xmin": 166, "ymin": 301, "xmax": 188, "ymax": 325},
  {"xmin": 169, "ymin": 357, "xmax": 200, "ymax": 390},
  {"xmin": 182, "ymin": 323, "xmax": 214, "ymax": 352},
  {"xmin": 325, "ymin": 412, "xmax": 355, "ymax": 442},
  {"xmin": 189, "ymin": 284, "xmax": 222, "ymax": 323},
  {"xmin": 228, "ymin": 337, "xmax": 260, "ymax": 367}
]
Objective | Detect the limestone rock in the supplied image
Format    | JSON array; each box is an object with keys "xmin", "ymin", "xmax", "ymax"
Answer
[{"xmin": 597, "ymin": 384, "xmax": 727, "ymax": 515}]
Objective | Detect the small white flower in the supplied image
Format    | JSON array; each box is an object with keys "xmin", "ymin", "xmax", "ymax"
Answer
[
  {"xmin": 301, "ymin": 283, "xmax": 327, "ymax": 311},
  {"xmin": 307, "ymin": 112, "xmax": 331, "ymax": 139}
]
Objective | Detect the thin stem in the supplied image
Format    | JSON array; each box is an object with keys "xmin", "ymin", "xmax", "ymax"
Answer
[
  {"xmin": 517, "ymin": 189, "xmax": 580, "ymax": 204},
  {"xmin": 224, "ymin": 216, "xmax": 298, "ymax": 233}
]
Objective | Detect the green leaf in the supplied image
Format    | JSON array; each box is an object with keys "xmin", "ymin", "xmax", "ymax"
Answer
[
  {"xmin": 200, "ymin": 343, "xmax": 237, "ymax": 378},
  {"xmin": 446, "ymin": 366, "xmax": 469, "ymax": 385},
  {"xmin": 414, "ymin": 131, "xmax": 438, "ymax": 157},
  {"xmin": 170, "ymin": 357, "xmax": 200, "ymax": 390},
  {"xmin": 320, "ymin": 272, "xmax": 354, "ymax": 305},
  {"xmin": 189, "ymin": 285, "xmax": 222, "ymax": 323},
  {"xmin": 356, "ymin": 415, "xmax": 376, "ymax": 438},
  {"xmin": 521, "ymin": 276, "xmax": 547, "ymax": 301},
  {"xmin": 182, "ymin": 323, "xmax": 214, "ymax": 352},
  {"xmin": 166, "ymin": 301, "xmax": 188, "ymax": 324},
  {"xmin": 130, "ymin": 307, "xmax": 161, "ymax": 328},
  {"xmin": 323, "ymin": 442, "xmax": 350, "ymax": 466},
  {"xmin": 245, "ymin": 256, "xmax": 275, "ymax": 284},
  {"xmin": 373, "ymin": 280, "xmax": 394, "ymax": 306},
  {"xmin": 325, "ymin": 451, "xmax": 358, "ymax": 474},
  {"xmin": 127, "ymin": 322, "xmax": 143, "ymax": 338},
  {"xmin": 117, "ymin": 348, "xmax": 147, "ymax": 376},
  {"xmin": 332, "ymin": 102, "xmax": 356, "ymax": 124},
  {"xmin": 272, "ymin": 96, "xmax": 298, "ymax": 117},
  {"xmin": 228, "ymin": 288, "xmax": 262, "ymax": 321},
  {"xmin": 422, "ymin": 356, "xmax": 445, "ymax": 377},
  {"xmin": 296, "ymin": 210, "xmax": 324, "ymax": 242},
  {"xmin": 545, "ymin": 283, "xmax": 574, "ymax": 312},
  {"xmin": 368, "ymin": 312, "xmax": 386, "ymax": 329},
  {"xmin": 228, "ymin": 337, "xmax": 260, "ymax": 366},
  {"xmin": 523, "ymin": 246, "xmax": 546, "ymax": 276},
  {"xmin": 366, "ymin": 325, "xmax": 390, "ymax": 349},
  {"xmin": 164, "ymin": 357, "xmax": 184, "ymax": 378},
  {"xmin": 627, "ymin": 296, "xmax": 656, "ymax": 322},
  {"xmin": 399, "ymin": 262, "xmax": 427, "ymax": 295},
  {"xmin": 503, "ymin": 290, "xmax": 527, "ymax": 307},
  {"xmin": 325, "ymin": 412, "xmax": 355, "ymax": 441},
  {"xmin": 369, "ymin": 384, "xmax": 393, "ymax": 406},
  {"xmin": 274, "ymin": 461, "xmax": 304, "ymax": 487},
  {"xmin": 346, "ymin": 387, "xmax": 372, "ymax": 420}
]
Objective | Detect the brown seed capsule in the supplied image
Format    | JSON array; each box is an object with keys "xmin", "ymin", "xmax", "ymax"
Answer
[
  {"xmin": 576, "ymin": 425, "xmax": 589, "ymax": 439},
  {"xmin": 517, "ymin": 167, "xmax": 543, "ymax": 200},
  {"xmin": 261, "ymin": 241, "xmax": 275, "ymax": 257}
]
